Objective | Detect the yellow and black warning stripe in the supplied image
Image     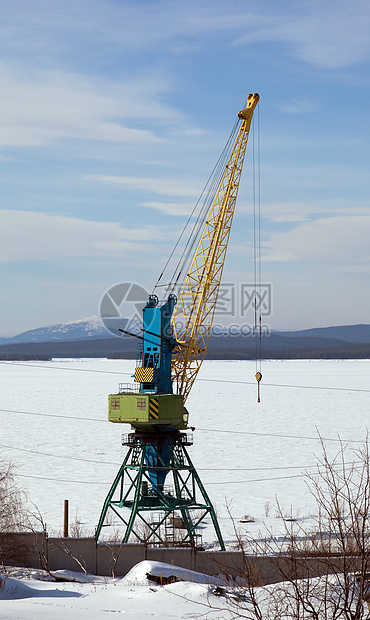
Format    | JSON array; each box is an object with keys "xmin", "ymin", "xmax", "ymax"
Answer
[
  {"xmin": 149, "ymin": 398, "xmax": 159, "ymax": 420},
  {"xmin": 134, "ymin": 367, "xmax": 154, "ymax": 383}
]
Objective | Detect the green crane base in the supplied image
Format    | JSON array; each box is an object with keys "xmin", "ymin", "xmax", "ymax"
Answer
[{"xmin": 95, "ymin": 431, "xmax": 225, "ymax": 550}]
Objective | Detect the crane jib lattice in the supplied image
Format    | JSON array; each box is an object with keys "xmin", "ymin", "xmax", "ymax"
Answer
[{"xmin": 96, "ymin": 94, "xmax": 260, "ymax": 549}]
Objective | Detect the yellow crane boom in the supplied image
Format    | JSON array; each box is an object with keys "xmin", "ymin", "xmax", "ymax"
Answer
[
  {"xmin": 97, "ymin": 93, "xmax": 260, "ymax": 549},
  {"xmin": 171, "ymin": 93, "xmax": 259, "ymax": 402}
]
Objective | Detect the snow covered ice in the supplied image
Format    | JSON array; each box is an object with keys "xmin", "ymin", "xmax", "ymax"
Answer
[
  {"xmin": 1, "ymin": 358, "xmax": 369, "ymax": 544},
  {"xmin": 1, "ymin": 358, "xmax": 370, "ymax": 618}
]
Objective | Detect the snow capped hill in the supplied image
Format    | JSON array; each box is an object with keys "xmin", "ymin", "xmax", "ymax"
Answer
[
  {"xmin": 1, "ymin": 318, "xmax": 370, "ymax": 355},
  {"xmin": 0, "ymin": 316, "xmax": 109, "ymax": 344}
]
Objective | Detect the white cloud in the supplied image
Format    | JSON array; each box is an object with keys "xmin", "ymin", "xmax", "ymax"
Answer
[
  {"xmin": 342, "ymin": 264, "xmax": 370, "ymax": 274},
  {"xmin": 262, "ymin": 201, "xmax": 370, "ymax": 223},
  {"xmin": 0, "ymin": 209, "xmax": 163, "ymax": 262},
  {"xmin": 235, "ymin": 200, "xmax": 370, "ymax": 223},
  {"xmin": 264, "ymin": 216, "xmax": 370, "ymax": 263},
  {"xmin": 277, "ymin": 98, "xmax": 317, "ymax": 115},
  {"xmin": 0, "ymin": 63, "xmax": 181, "ymax": 147},
  {"xmin": 0, "ymin": 1, "xmax": 368, "ymax": 155},
  {"xmin": 141, "ymin": 202, "xmax": 195, "ymax": 216},
  {"xmin": 88, "ymin": 175, "xmax": 201, "ymax": 198},
  {"xmin": 233, "ymin": 0, "xmax": 370, "ymax": 68},
  {"xmin": 3, "ymin": 0, "xmax": 370, "ymax": 75},
  {"xmin": 0, "ymin": 1, "xmax": 258, "ymax": 56}
]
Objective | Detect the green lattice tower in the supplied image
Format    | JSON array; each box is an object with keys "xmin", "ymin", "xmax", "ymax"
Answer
[{"xmin": 95, "ymin": 431, "xmax": 225, "ymax": 549}]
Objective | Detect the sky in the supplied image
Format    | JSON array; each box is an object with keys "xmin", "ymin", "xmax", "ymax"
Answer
[{"xmin": 1, "ymin": 0, "xmax": 370, "ymax": 335}]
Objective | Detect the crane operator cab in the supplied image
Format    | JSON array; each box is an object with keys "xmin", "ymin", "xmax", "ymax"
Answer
[{"xmin": 108, "ymin": 294, "xmax": 188, "ymax": 432}]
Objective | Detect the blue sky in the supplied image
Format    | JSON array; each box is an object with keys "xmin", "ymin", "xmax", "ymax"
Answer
[{"xmin": 1, "ymin": 0, "xmax": 370, "ymax": 334}]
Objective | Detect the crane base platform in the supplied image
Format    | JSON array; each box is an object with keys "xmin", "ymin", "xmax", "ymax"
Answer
[{"xmin": 95, "ymin": 431, "xmax": 225, "ymax": 549}]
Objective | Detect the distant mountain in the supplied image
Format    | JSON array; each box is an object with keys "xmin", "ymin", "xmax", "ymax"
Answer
[
  {"xmin": 278, "ymin": 324, "xmax": 370, "ymax": 345},
  {"xmin": 0, "ymin": 320, "xmax": 370, "ymax": 360},
  {"xmin": 207, "ymin": 332, "xmax": 350, "ymax": 352},
  {"xmin": 3, "ymin": 320, "xmax": 370, "ymax": 347},
  {"xmin": 0, "ymin": 316, "xmax": 108, "ymax": 345}
]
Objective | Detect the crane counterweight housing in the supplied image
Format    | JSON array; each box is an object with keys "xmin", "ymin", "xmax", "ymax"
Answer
[
  {"xmin": 96, "ymin": 93, "xmax": 260, "ymax": 550},
  {"xmin": 108, "ymin": 392, "xmax": 187, "ymax": 431}
]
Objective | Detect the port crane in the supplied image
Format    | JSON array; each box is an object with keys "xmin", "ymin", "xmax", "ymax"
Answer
[{"xmin": 95, "ymin": 93, "xmax": 260, "ymax": 549}]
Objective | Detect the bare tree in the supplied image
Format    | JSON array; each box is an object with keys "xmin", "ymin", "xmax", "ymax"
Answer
[
  {"xmin": 302, "ymin": 438, "xmax": 370, "ymax": 619},
  {"xmin": 26, "ymin": 503, "xmax": 50, "ymax": 574},
  {"xmin": 261, "ymin": 439, "xmax": 370, "ymax": 619},
  {"xmin": 0, "ymin": 461, "xmax": 26, "ymax": 532},
  {"xmin": 0, "ymin": 460, "xmax": 29, "ymax": 567},
  {"xmin": 198, "ymin": 439, "xmax": 370, "ymax": 619}
]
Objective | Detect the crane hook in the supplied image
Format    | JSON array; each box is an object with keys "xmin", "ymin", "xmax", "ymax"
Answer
[{"xmin": 255, "ymin": 371, "xmax": 262, "ymax": 403}]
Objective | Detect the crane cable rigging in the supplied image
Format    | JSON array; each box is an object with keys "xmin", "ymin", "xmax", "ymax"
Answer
[
  {"xmin": 152, "ymin": 117, "xmax": 240, "ymax": 299},
  {"xmin": 152, "ymin": 96, "xmax": 263, "ymax": 401},
  {"xmin": 253, "ymin": 102, "xmax": 263, "ymax": 402}
]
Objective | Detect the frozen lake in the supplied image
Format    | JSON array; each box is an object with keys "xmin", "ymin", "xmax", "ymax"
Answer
[{"xmin": 1, "ymin": 358, "xmax": 369, "ymax": 546}]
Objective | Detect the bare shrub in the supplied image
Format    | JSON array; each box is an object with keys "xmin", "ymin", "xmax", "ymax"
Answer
[
  {"xmin": 0, "ymin": 460, "xmax": 29, "ymax": 567},
  {"xmin": 205, "ymin": 439, "xmax": 370, "ymax": 620},
  {"xmin": 0, "ymin": 461, "xmax": 27, "ymax": 533},
  {"xmin": 264, "ymin": 501, "xmax": 271, "ymax": 518},
  {"xmin": 69, "ymin": 512, "xmax": 84, "ymax": 538},
  {"xmin": 52, "ymin": 540, "xmax": 88, "ymax": 575},
  {"xmin": 26, "ymin": 504, "xmax": 50, "ymax": 573}
]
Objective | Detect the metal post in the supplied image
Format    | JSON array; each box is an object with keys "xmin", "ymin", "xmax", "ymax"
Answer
[{"xmin": 63, "ymin": 499, "xmax": 69, "ymax": 538}]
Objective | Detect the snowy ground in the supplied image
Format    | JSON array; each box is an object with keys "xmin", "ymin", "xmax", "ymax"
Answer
[
  {"xmin": 1, "ymin": 358, "xmax": 370, "ymax": 546},
  {"xmin": 0, "ymin": 560, "xmax": 241, "ymax": 619},
  {"xmin": 1, "ymin": 559, "xmax": 367, "ymax": 620}
]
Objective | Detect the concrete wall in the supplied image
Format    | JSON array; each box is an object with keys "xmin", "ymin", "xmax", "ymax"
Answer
[
  {"xmin": 147, "ymin": 547, "xmax": 195, "ymax": 573},
  {"xmin": 196, "ymin": 551, "xmax": 245, "ymax": 578},
  {"xmin": 48, "ymin": 537, "xmax": 98, "ymax": 574},
  {"xmin": 0, "ymin": 532, "xmax": 45, "ymax": 569},
  {"xmin": 97, "ymin": 543, "xmax": 146, "ymax": 577},
  {"xmin": 0, "ymin": 532, "xmax": 357, "ymax": 585}
]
